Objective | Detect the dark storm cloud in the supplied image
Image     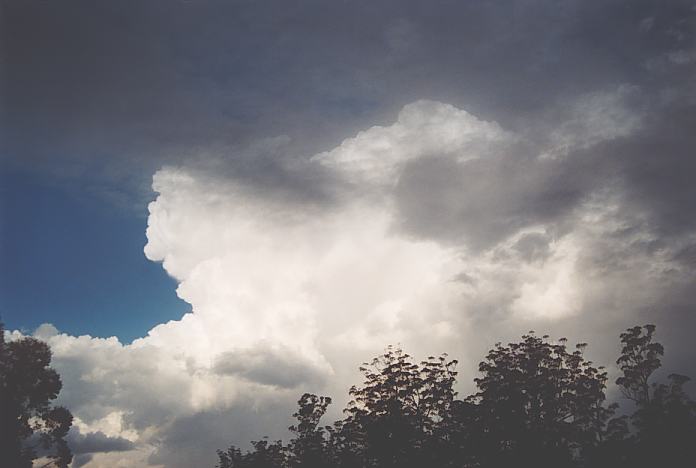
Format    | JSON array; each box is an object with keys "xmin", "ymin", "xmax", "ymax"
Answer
[
  {"xmin": 3, "ymin": 0, "xmax": 694, "ymax": 203},
  {"xmin": 393, "ymin": 146, "xmax": 593, "ymax": 251},
  {"xmin": 610, "ymin": 107, "xmax": 696, "ymax": 239},
  {"xmin": 392, "ymin": 96, "xmax": 696, "ymax": 253},
  {"xmin": 511, "ymin": 232, "xmax": 553, "ymax": 263},
  {"xmin": 46, "ymin": 427, "xmax": 137, "ymax": 467},
  {"xmin": 67, "ymin": 427, "xmax": 135, "ymax": 454},
  {"xmin": 72, "ymin": 454, "xmax": 94, "ymax": 468}
]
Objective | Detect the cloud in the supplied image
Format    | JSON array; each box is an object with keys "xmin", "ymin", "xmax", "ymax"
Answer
[
  {"xmin": 213, "ymin": 345, "xmax": 330, "ymax": 389},
  {"xmin": 6, "ymin": 0, "xmax": 694, "ymax": 212},
  {"xmin": 541, "ymin": 85, "xmax": 644, "ymax": 158},
  {"xmin": 10, "ymin": 93, "xmax": 696, "ymax": 467},
  {"xmin": 68, "ymin": 427, "xmax": 135, "ymax": 454},
  {"xmin": 3, "ymin": 2, "xmax": 696, "ymax": 467},
  {"xmin": 72, "ymin": 454, "xmax": 94, "ymax": 468},
  {"xmin": 314, "ymin": 100, "xmax": 509, "ymax": 186}
]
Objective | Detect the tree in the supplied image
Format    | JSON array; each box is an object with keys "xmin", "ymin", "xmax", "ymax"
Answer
[
  {"xmin": 333, "ymin": 346, "xmax": 458, "ymax": 468},
  {"xmin": 288, "ymin": 393, "xmax": 332, "ymax": 468},
  {"xmin": 615, "ymin": 325, "xmax": 696, "ymax": 468},
  {"xmin": 215, "ymin": 325, "xmax": 696, "ymax": 468},
  {"xmin": 217, "ymin": 438, "xmax": 287, "ymax": 468},
  {"xmin": 466, "ymin": 332, "xmax": 615, "ymax": 468},
  {"xmin": 0, "ymin": 322, "xmax": 73, "ymax": 467},
  {"xmin": 616, "ymin": 325, "xmax": 664, "ymax": 405},
  {"xmin": 216, "ymin": 394, "xmax": 332, "ymax": 468}
]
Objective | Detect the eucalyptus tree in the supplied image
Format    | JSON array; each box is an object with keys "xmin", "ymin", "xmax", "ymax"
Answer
[
  {"xmin": 333, "ymin": 346, "xmax": 459, "ymax": 468},
  {"xmin": 215, "ymin": 325, "xmax": 696, "ymax": 468},
  {"xmin": 615, "ymin": 325, "xmax": 696, "ymax": 468},
  {"xmin": 465, "ymin": 332, "xmax": 615, "ymax": 468}
]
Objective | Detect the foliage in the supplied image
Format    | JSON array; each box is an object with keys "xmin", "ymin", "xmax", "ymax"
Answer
[
  {"xmin": 288, "ymin": 394, "xmax": 332, "ymax": 468},
  {"xmin": 335, "ymin": 346, "xmax": 458, "ymax": 468},
  {"xmin": 615, "ymin": 325, "xmax": 696, "ymax": 468},
  {"xmin": 466, "ymin": 332, "xmax": 614, "ymax": 467},
  {"xmin": 217, "ymin": 439, "xmax": 287, "ymax": 468},
  {"xmin": 616, "ymin": 325, "xmax": 664, "ymax": 404},
  {"xmin": 0, "ymin": 322, "xmax": 73, "ymax": 467},
  {"xmin": 216, "ymin": 325, "xmax": 696, "ymax": 468}
]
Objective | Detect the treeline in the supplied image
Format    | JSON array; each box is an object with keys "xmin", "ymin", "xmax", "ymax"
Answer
[{"xmin": 216, "ymin": 325, "xmax": 696, "ymax": 468}]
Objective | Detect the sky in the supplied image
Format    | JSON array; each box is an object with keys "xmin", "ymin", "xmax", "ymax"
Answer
[{"xmin": 2, "ymin": 1, "xmax": 696, "ymax": 466}]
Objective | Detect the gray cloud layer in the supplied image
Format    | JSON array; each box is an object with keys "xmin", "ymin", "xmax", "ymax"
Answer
[
  {"xmin": 68, "ymin": 428, "xmax": 135, "ymax": 455},
  {"xmin": 213, "ymin": 346, "xmax": 329, "ymax": 389},
  {"xmin": 4, "ymin": 0, "xmax": 694, "ymax": 202}
]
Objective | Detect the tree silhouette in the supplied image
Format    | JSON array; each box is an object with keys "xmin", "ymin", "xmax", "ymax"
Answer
[
  {"xmin": 217, "ymin": 438, "xmax": 287, "ymax": 468},
  {"xmin": 616, "ymin": 325, "xmax": 664, "ymax": 405},
  {"xmin": 215, "ymin": 325, "xmax": 696, "ymax": 468},
  {"xmin": 333, "ymin": 346, "xmax": 458, "ymax": 468},
  {"xmin": 466, "ymin": 332, "xmax": 615, "ymax": 467},
  {"xmin": 288, "ymin": 393, "xmax": 332, "ymax": 468},
  {"xmin": 615, "ymin": 325, "xmax": 696, "ymax": 468},
  {"xmin": 216, "ymin": 394, "xmax": 332, "ymax": 468},
  {"xmin": 0, "ymin": 322, "xmax": 73, "ymax": 467}
]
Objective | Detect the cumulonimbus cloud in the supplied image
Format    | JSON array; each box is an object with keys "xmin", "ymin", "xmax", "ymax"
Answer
[{"xmin": 11, "ymin": 96, "xmax": 696, "ymax": 467}]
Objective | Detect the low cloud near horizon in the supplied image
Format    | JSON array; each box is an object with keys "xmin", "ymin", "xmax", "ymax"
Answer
[{"xmin": 9, "ymin": 92, "xmax": 696, "ymax": 466}]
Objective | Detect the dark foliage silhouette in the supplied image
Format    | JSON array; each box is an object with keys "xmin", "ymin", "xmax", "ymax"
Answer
[
  {"xmin": 464, "ymin": 333, "xmax": 615, "ymax": 467},
  {"xmin": 0, "ymin": 322, "xmax": 73, "ymax": 468},
  {"xmin": 216, "ymin": 325, "xmax": 696, "ymax": 468},
  {"xmin": 333, "ymin": 346, "xmax": 458, "ymax": 468},
  {"xmin": 614, "ymin": 325, "xmax": 696, "ymax": 468},
  {"xmin": 288, "ymin": 394, "xmax": 332, "ymax": 468}
]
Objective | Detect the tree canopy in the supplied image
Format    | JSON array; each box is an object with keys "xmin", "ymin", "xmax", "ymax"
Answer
[
  {"xmin": 0, "ymin": 323, "xmax": 73, "ymax": 468},
  {"xmin": 216, "ymin": 325, "xmax": 696, "ymax": 468}
]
